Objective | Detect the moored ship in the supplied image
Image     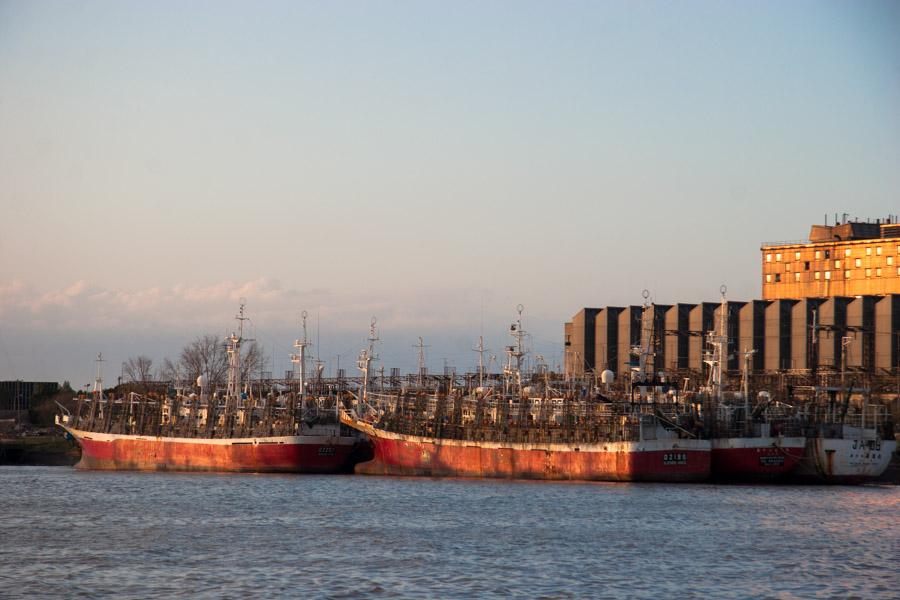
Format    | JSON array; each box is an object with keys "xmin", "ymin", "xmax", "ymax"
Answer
[
  {"xmin": 791, "ymin": 386, "xmax": 896, "ymax": 484},
  {"xmin": 57, "ymin": 308, "xmax": 369, "ymax": 473},
  {"xmin": 343, "ymin": 306, "xmax": 711, "ymax": 482},
  {"xmin": 703, "ymin": 289, "xmax": 806, "ymax": 481}
]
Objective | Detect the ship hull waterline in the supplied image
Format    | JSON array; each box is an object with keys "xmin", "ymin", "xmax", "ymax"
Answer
[
  {"xmin": 791, "ymin": 436, "xmax": 897, "ymax": 485},
  {"xmin": 343, "ymin": 417, "xmax": 711, "ymax": 483},
  {"xmin": 709, "ymin": 437, "xmax": 806, "ymax": 482},
  {"xmin": 61, "ymin": 424, "xmax": 370, "ymax": 473}
]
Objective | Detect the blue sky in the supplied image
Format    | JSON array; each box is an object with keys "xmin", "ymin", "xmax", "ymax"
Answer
[{"xmin": 1, "ymin": 1, "xmax": 898, "ymax": 384}]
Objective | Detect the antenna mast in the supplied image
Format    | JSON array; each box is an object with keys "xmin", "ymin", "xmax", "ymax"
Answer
[
  {"xmin": 357, "ymin": 317, "xmax": 379, "ymax": 405},
  {"xmin": 414, "ymin": 337, "xmax": 429, "ymax": 387},
  {"xmin": 291, "ymin": 310, "xmax": 311, "ymax": 394},
  {"xmin": 473, "ymin": 336, "xmax": 486, "ymax": 388},
  {"xmin": 93, "ymin": 352, "xmax": 105, "ymax": 399}
]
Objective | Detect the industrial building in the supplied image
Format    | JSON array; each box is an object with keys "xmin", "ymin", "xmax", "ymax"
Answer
[
  {"xmin": 761, "ymin": 217, "xmax": 900, "ymax": 300},
  {"xmin": 0, "ymin": 381, "xmax": 59, "ymax": 412},
  {"xmin": 565, "ymin": 217, "xmax": 900, "ymax": 378}
]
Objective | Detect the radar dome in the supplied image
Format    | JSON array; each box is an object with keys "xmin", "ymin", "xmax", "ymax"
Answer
[
  {"xmin": 197, "ymin": 374, "xmax": 208, "ymax": 388},
  {"xmin": 601, "ymin": 370, "xmax": 615, "ymax": 384}
]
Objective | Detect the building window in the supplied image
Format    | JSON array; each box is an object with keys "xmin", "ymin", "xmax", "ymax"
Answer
[
  {"xmin": 795, "ymin": 251, "xmax": 801, "ymax": 260},
  {"xmin": 775, "ymin": 253, "xmax": 782, "ymax": 262},
  {"xmin": 845, "ymin": 248, "xmax": 852, "ymax": 257},
  {"xmin": 876, "ymin": 268, "xmax": 882, "ymax": 277},
  {"xmin": 855, "ymin": 258, "xmax": 862, "ymax": 268},
  {"xmin": 835, "ymin": 260, "xmax": 841, "ymax": 269},
  {"xmin": 775, "ymin": 273, "xmax": 781, "ymax": 282},
  {"xmin": 866, "ymin": 247, "xmax": 872, "ymax": 256},
  {"xmin": 815, "ymin": 250, "xmax": 821, "ymax": 260},
  {"xmin": 795, "ymin": 272, "xmax": 801, "ymax": 282},
  {"xmin": 766, "ymin": 274, "xmax": 772, "ymax": 283},
  {"xmin": 786, "ymin": 263, "xmax": 792, "ymax": 272},
  {"xmin": 824, "ymin": 250, "xmax": 830, "ymax": 259},
  {"xmin": 897, "ymin": 266, "xmax": 900, "ymax": 276},
  {"xmin": 766, "ymin": 253, "xmax": 772, "ymax": 263},
  {"xmin": 889, "ymin": 256, "xmax": 895, "ymax": 266},
  {"xmin": 815, "ymin": 271, "xmax": 821, "ymax": 280},
  {"xmin": 805, "ymin": 261, "xmax": 810, "ymax": 271},
  {"xmin": 825, "ymin": 271, "xmax": 831, "ymax": 280},
  {"xmin": 876, "ymin": 246, "xmax": 882, "ymax": 255},
  {"xmin": 866, "ymin": 268, "xmax": 872, "ymax": 277},
  {"xmin": 845, "ymin": 270, "xmax": 851, "ymax": 279}
]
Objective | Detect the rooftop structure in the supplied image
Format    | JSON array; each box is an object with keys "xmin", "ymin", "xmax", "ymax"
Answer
[{"xmin": 761, "ymin": 216, "xmax": 900, "ymax": 300}]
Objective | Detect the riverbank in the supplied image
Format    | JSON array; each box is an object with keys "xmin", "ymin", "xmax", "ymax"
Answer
[{"xmin": 0, "ymin": 436, "xmax": 80, "ymax": 466}]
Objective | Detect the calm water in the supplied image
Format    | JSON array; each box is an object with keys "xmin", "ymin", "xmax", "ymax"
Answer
[{"xmin": 0, "ymin": 467, "xmax": 897, "ymax": 599}]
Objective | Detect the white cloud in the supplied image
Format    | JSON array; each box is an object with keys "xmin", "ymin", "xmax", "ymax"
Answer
[{"xmin": 0, "ymin": 277, "xmax": 503, "ymax": 334}]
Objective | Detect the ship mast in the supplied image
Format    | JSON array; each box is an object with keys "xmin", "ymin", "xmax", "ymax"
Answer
[
  {"xmin": 93, "ymin": 352, "xmax": 105, "ymax": 400},
  {"xmin": 741, "ymin": 348, "xmax": 756, "ymax": 434},
  {"xmin": 414, "ymin": 337, "xmax": 429, "ymax": 388},
  {"xmin": 473, "ymin": 336, "xmax": 486, "ymax": 389},
  {"xmin": 704, "ymin": 285, "xmax": 728, "ymax": 403},
  {"xmin": 504, "ymin": 304, "xmax": 527, "ymax": 395},
  {"xmin": 357, "ymin": 317, "xmax": 379, "ymax": 405},
  {"xmin": 290, "ymin": 311, "xmax": 311, "ymax": 394},
  {"xmin": 633, "ymin": 289, "xmax": 655, "ymax": 384},
  {"xmin": 226, "ymin": 302, "xmax": 248, "ymax": 401}
]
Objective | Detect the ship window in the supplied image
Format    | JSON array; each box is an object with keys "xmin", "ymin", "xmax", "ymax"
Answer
[
  {"xmin": 876, "ymin": 268, "xmax": 882, "ymax": 277},
  {"xmin": 795, "ymin": 251, "xmax": 801, "ymax": 260},
  {"xmin": 866, "ymin": 268, "xmax": 872, "ymax": 277},
  {"xmin": 855, "ymin": 258, "xmax": 862, "ymax": 268},
  {"xmin": 815, "ymin": 250, "xmax": 821, "ymax": 260},
  {"xmin": 876, "ymin": 246, "xmax": 882, "ymax": 255},
  {"xmin": 805, "ymin": 261, "xmax": 810, "ymax": 271},
  {"xmin": 866, "ymin": 247, "xmax": 872, "ymax": 256},
  {"xmin": 765, "ymin": 274, "xmax": 772, "ymax": 283},
  {"xmin": 774, "ymin": 273, "xmax": 781, "ymax": 282},
  {"xmin": 814, "ymin": 271, "xmax": 821, "ymax": 280},
  {"xmin": 825, "ymin": 271, "xmax": 831, "ymax": 280},
  {"xmin": 795, "ymin": 272, "xmax": 801, "ymax": 282},
  {"xmin": 845, "ymin": 270, "xmax": 851, "ymax": 279},
  {"xmin": 835, "ymin": 260, "xmax": 841, "ymax": 269},
  {"xmin": 845, "ymin": 248, "xmax": 852, "ymax": 257},
  {"xmin": 775, "ymin": 253, "xmax": 782, "ymax": 262},
  {"xmin": 888, "ymin": 256, "xmax": 894, "ymax": 266},
  {"xmin": 766, "ymin": 253, "xmax": 772, "ymax": 263}
]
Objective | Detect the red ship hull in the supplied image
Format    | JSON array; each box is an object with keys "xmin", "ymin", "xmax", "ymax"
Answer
[
  {"xmin": 344, "ymin": 418, "xmax": 710, "ymax": 482},
  {"xmin": 65, "ymin": 426, "xmax": 369, "ymax": 473},
  {"xmin": 710, "ymin": 437, "xmax": 806, "ymax": 481}
]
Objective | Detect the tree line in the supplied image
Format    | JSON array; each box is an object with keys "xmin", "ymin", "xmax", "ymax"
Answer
[{"xmin": 121, "ymin": 334, "xmax": 267, "ymax": 389}]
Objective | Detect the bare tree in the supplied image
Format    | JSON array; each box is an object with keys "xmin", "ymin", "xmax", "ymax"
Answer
[
  {"xmin": 156, "ymin": 357, "xmax": 180, "ymax": 384},
  {"xmin": 179, "ymin": 334, "xmax": 229, "ymax": 389},
  {"xmin": 123, "ymin": 355, "xmax": 154, "ymax": 383},
  {"xmin": 240, "ymin": 341, "xmax": 268, "ymax": 381}
]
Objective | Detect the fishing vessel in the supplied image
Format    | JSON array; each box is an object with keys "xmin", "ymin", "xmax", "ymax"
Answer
[
  {"xmin": 343, "ymin": 304, "xmax": 711, "ymax": 482},
  {"xmin": 791, "ymin": 383, "xmax": 896, "ymax": 484},
  {"xmin": 56, "ymin": 308, "xmax": 369, "ymax": 473},
  {"xmin": 703, "ymin": 288, "xmax": 806, "ymax": 481}
]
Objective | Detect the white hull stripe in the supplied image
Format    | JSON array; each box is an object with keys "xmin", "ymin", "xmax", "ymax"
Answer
[
  {"xmin": 346, "ymin": 419, "xmax": 710, "ymax": 453},
  {"xmin": 65, "ymin": 426, "xmax": 359, "ymax": 446}
]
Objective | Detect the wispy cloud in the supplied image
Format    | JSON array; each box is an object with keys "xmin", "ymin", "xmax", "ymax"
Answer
[{"xmin": 0, "ymin": 278, "xmax": 499, "ymax": 334}]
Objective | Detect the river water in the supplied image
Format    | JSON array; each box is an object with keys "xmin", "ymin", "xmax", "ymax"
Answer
[{"xmin": 0, "ymin": 467, "xmax": 897, "ymax": 599}]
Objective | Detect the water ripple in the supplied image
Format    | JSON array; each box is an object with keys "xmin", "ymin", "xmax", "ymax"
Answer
[{"xmin": 0, "ymin": 468, "xmax": 897, "ymax": 599}]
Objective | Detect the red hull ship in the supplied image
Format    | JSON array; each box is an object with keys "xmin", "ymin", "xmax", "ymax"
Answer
[
  {"xmin": 58, "ymin": 306, "xmax": 370, "ymax": 474},
  {"xmin": 709, "ymin": 437, "xmax": 806, "ymax": 481},
  {"xmin": 343, "ymin": 415, "xmax": 710, "ymax": 482},
  {"xmin": 58, "ymin": 421, "xmax": 365, "ymax": 473}
]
